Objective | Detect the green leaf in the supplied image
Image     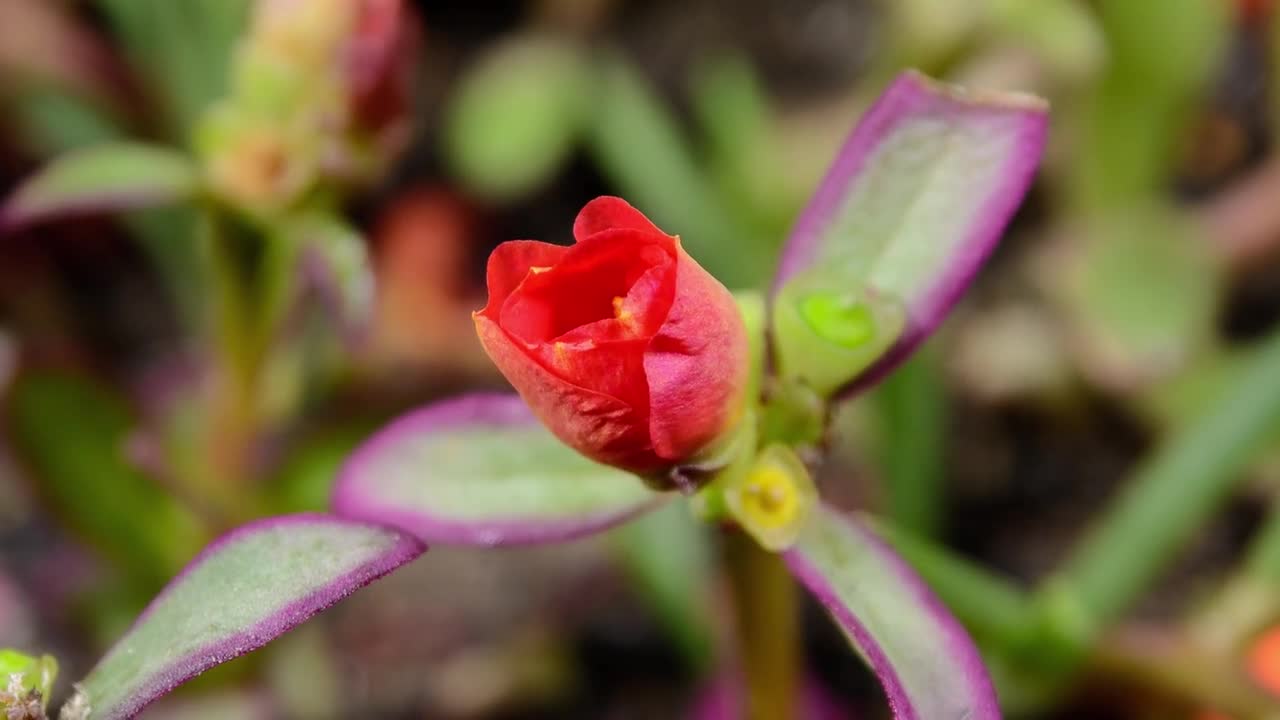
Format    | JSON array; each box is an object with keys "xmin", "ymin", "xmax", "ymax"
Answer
[
  {"xmin": 871, "ymin": 344, "xmax": 946, "ymax": 537},
  {"xmin": 1070, "ymin": 0, "xmax": 1226, "ymax": 210},
  {"xmin": 6, "ymin": 373, "xmax": 205, "ymax": 586},
  {"xmin": 1064, "ymin": 208, "xmax": 1218, "ymax": 387},
  {"xmin": 285, "ymin": 213, "xmax": 375, "ymax": 343},
  {"xmin": 0, "ymin": 143, "xmax": 200, "ymax": 232},
  {"xmin": 987, "ymin": 0, "xmax": 1105, "ymax": 82},
  {"xmin": 772, "ymin": 71, "xmax": 1047, "ymax": 397},
  {"xmin": 7, "ymin": 85, "xmax": 122, "ymax": 154},
  {"xmin": 93, "ymin": 0, "xmax": 250, "ymax": 139},
  {"xmin": 332, "ymin": 394, "xmax": 662, "ymax": 546},
  {"xmin": 270, "ymin": 427, "xmax": 368, "ymax": 514},
  {"xmin": 690, "ymin": 54, "xmax": 795, "ymax": 240},
  {"xmin": 444, "ymin": 34, "xmax": 589, "ymax": 200},
  {"xmin": 1049, "ymin": 322, "xmax": 1280, "ymax": 635},
  {"xmin": 785, "ymin": 505, "xmax": 999, "ymax": 718},
  {"xmin": 67, "ymin": 515, "xmax": 423, "ymax": 720}
]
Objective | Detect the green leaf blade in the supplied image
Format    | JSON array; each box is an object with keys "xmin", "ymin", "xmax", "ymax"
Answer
[
  {"xmin": 332, "ymin": 394, "xmax": 663, "ymax": 546},
  {"xmin": 784, "ymin": 505, "xmax": 1000, "ymax": 719},
  {"xmin": 444, "ymin": 35, "xmax": 588, "ymax": 201},
  {"xmin": 6, "ymin": 372, "xmax": 204, "ymax": 585},
  {"xmin": 70, "ymin": 514, "xmax": 423, "ymax": 720},
  {"xmin": 772, "ymin": 71, "xmax": 1047, "ymax": 397},
  {"xmin": 0, "ymin": 143, "xmax": 200, "ymax": 233}
]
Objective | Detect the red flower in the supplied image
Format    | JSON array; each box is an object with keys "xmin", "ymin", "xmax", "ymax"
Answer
[{"xmin": 474, "ymin": 197, "xmax": 749, "ymax": 477}]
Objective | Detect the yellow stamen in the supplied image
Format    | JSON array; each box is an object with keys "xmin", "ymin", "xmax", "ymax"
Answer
[{"xmin": 613, "ymin": 296, "xmax": 637, "ymax": 328}]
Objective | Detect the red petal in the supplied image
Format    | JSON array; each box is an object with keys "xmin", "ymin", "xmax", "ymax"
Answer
[
  {"xmin": 529, "ymin": 334, "xmax": 651, "ymax": 410},
  {"xmin": 499, "ymin": 230, "xmax": 674, "ymax": 344},
  {"xmin": 573, "ymin": 196, "xmax": 665, "ymax": 243},
  {"xmin": 477, "ymin": 240, "xmax": 569, "ymax": 321},
  {"xmin": 475, "ymin": 315, "xmax": 661, "ymax": 471},
  {"xmin": 645, "ymin": 244, "xmax": 749, "ymax": 461}
]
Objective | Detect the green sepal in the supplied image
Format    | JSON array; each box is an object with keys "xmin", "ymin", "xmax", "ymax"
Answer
[{"xmin": 734, "ymin": 291, "xmax": 766, "ymax": 402}]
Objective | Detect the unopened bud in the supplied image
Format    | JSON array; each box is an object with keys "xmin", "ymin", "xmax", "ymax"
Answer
[{"xmin": 724, "ymin": 445, "xmax": 817, "ymax": 551}]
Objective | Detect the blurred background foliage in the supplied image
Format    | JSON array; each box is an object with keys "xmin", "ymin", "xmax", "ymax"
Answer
[{"xmin": 3, "ymin": 0, "xmax": 1280, "ymax": 717}]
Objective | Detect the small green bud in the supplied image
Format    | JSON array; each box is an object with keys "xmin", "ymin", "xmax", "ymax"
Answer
[
  {"xmin": 0, "ymin": 650, "xmax": 58, "ymax": 717},
  {"xmin": 800, "ymin": 293, "xmax": 878, "ymax": 348},
  {"xmin": 772, "ymin": 273, "xmax": 907, "ymax": 397}
]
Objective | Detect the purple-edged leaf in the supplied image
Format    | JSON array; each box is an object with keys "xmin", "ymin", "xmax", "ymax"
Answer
[
  {"xmin": 784, "ymin": 505, "xmax": 1000, "ymax": 720},
  {"xmin": 332, "ymin": 394, "xmax": 663, "ymax": 546},
  {"xmin": 771, "ymin": 70, "xmax": 1047, "ymax": 396},
  {"xmin": 66, "ymin": 514, "xmax": 423, "ymax": 720},
  {"xmin": 290, "ymin": 213, "xmax": 376, "ymax": 345},
  {"xmin": 0, "ymin": 142, "xmax": 198, "ymax": 233}
]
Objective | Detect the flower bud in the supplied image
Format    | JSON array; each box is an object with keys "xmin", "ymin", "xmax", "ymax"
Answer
[
  {"xmin": 474, "ymin": 197, "xmax": 750, "ymax": 479},
  {"xmin": 0, "ymin": 650, "xmax": 57, "ymax": 718}
]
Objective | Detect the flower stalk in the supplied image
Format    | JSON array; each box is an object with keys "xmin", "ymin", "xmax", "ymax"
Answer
[{"xmin": 723, "ymin": 529, "xmax": 801, "ymax": 720}]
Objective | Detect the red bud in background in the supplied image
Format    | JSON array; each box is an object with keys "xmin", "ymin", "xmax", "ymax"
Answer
[
  {"xmin": 474, "ymin": 197, "xmax": 749, "ymax": 478},
  {"xmin": 346, "ymin": 0, "xmax": 416, "ymax": 133}
]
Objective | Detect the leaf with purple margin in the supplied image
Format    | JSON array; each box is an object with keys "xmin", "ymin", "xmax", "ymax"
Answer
[
  {"xmin": 784, "ymin": 505, "xmax": 1000, "ymax": 720},
  {"xmin": 771, "ymin": 70, "xmax": 1047, "ymax": 397},
  {"xmin": 332, "ymin": 394, "xmax": 664, "ymax": 546},
  {"xmin": 0, "ymin": 142, "xmax": 199, "ymax": 233},
  {"xmin": 66, "ymin": 514, "xmax": 423, "ymax": 720},
  {"xmin": 287, "ymin": 212, "xmax": 376, "ymax": 345}
]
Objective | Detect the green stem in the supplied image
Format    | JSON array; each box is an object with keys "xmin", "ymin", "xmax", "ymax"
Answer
[
  {"xmin": 1042, "ymin": 326, "xmax": 1280, "ymax": 643},
  {"xmin": 723, "ymin": 530, "xmax": 800, "ymax": 720},
  {"xmin": 201, "ymin": 212, "xmax": 257, "ymax": 488},
  {"xmin": 198, "ymin": 211, "xmax": 293, "ymax": 501}
]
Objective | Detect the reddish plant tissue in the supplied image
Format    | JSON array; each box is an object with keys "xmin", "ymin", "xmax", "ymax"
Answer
[
  {"xmin": 347, "ymin": 0, "xmax": 415, "ymax": 131},
  {"xmin": 474, "ymin": 197, "xmax": 749, "ymax": 476}
]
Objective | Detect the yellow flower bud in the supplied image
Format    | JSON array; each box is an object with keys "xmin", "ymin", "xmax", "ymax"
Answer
[{"xmin": 725, "ymin": 445, "xmax": 817, "ymax": 551}]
